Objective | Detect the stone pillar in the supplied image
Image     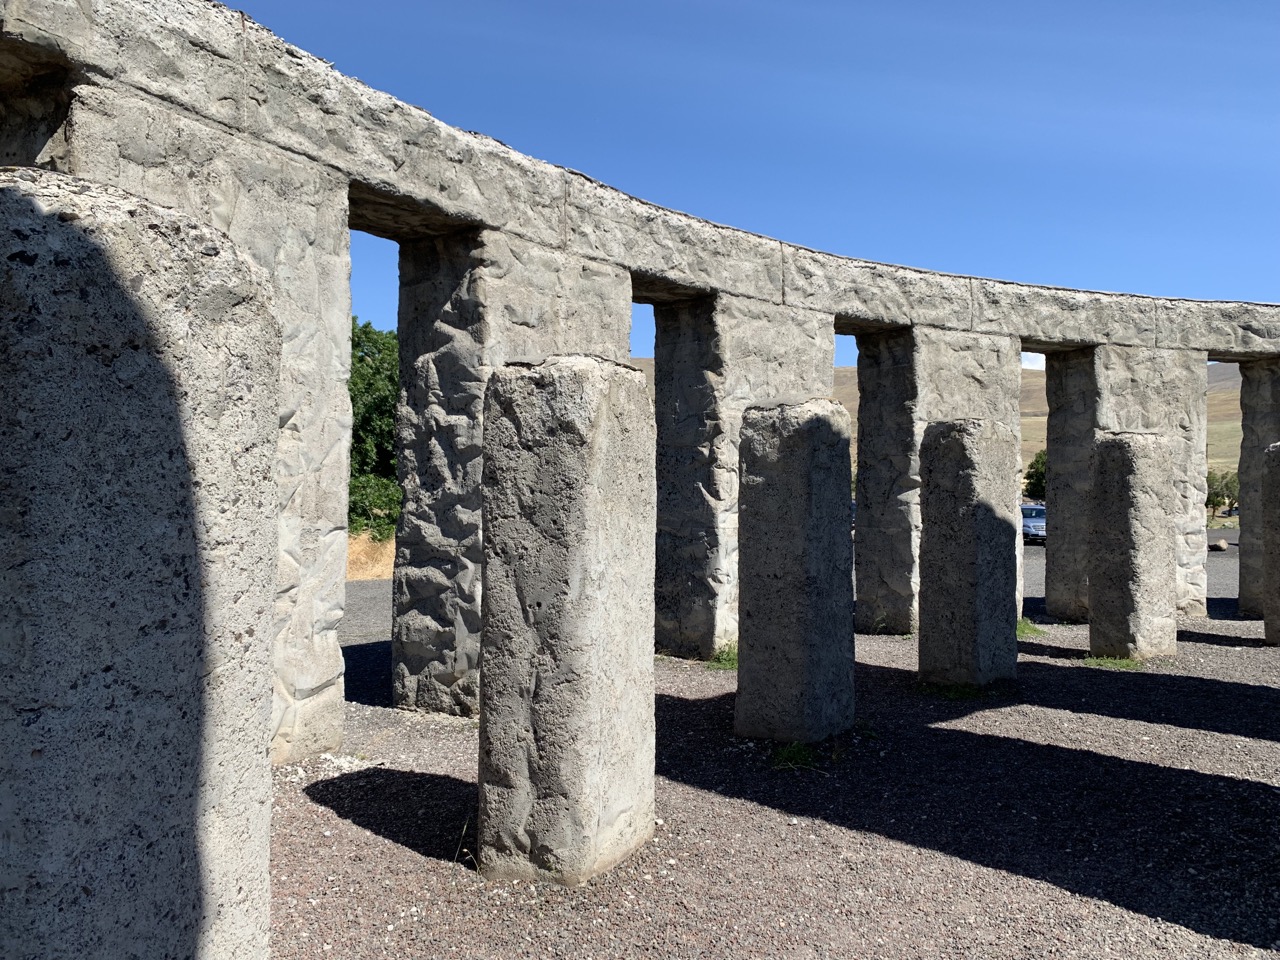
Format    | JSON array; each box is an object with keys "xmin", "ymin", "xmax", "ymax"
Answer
[
  {"xmin": 1238, "ymin": 360, "xmax": 1280, "ymax": 617},
  {"xmin": 1044, "ymin": 348, "xmax": 1098, "ymax": 622},
  {"xmin": 853, "ymin": 329, "xmax": 918, "ymax": 634},
  {"xmin": 918, "ymin": 419, "xmax": 1021, "ymax": 686},
  {"xmin": 1089, "ymin": 434, "xmax": 1177, "ymax": 658},
  {"xmin": 736, "ymin": 400, "xmax": 856, "ymax": 742},
  {"xmin": 394, "ymin": 231, "xmax": 630, "ymax": 713},
  {"xmin": 654, "ymin": 296, "xmax": 727, "ymax": 658},
  {"xmin": 479, "ymin": 356, "xmax": 655, "ymax": 885},
  {"xmin": 653, "ymin": 293, "xmax": 833, "ymax": 658},
  {"xmin": 855, "ymin": 327, "xmax": 1022, "ymax": 634},
  {"xmin": 1, "ymin": 172, "xmax": 278, "ymax": 959},
  {"xmin": 27, "ymin": 81, "xmax": 354, "ymax": 762},
  {"xmin": 1095, "ymin": 346, "xmax": 1208, "ymax": 617},
  {"xmin": 1262, "ymin": 444, "xmax": 1280, "ymax": 645}
]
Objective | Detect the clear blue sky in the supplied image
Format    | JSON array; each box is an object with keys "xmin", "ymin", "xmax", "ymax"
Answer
[{"xmin": 234, "ymin": 1, "xmax": 1279, "ymax": 367}]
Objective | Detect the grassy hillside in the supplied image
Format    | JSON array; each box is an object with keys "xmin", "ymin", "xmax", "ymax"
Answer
[{"xmin": 632, "ymin": 359, "xmax": 1242, "ymax": 473}]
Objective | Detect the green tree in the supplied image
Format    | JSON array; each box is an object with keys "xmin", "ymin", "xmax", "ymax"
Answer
[
  {"xmin": 1023, "ymin": 448, "xmax": 1048, "ymax": 501},
  {"xmin": 349, "ymin": 317, "xmax": 399, "ymax": 479},
  {"xmin": 348, "ymin": 318, "xmax": 401, "ymax": 540},
  {"xmin": 1205, "ymin": 470, "xmax": 1226, "ymax": 516},
  {"xmin": 1223, "ymin": 471, "xmax": 1240, "ymax": 514}
]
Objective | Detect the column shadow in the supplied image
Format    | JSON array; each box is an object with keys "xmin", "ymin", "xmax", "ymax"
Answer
[
  {"xmin": 655, "ymin": 678, "xmax": 1279, "ymax": 948},
  {"xmin": 305, "ymin": 769, "xmax": 478, "ymax": 868}
]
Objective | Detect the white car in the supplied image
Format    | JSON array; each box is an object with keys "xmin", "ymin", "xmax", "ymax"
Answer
[{"xmin": 1021, "ymin": 504, "xmax": 1046, "ymax": 545}]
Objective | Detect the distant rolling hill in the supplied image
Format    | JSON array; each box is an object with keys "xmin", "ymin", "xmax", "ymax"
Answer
[{"xmin": 631, "ymin": 358, "xmax": 1243, "ymax": 473}]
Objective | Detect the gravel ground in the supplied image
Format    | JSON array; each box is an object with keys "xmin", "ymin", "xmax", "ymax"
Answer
[{"xmin": 273, "ymin": 559, "xmax": 1279, "ymax": 959}]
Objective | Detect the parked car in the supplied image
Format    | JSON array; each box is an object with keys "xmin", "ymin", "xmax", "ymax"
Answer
[{"xmin": 1021, "ymin": 504, "xmax": 1046, "ymax": 545}]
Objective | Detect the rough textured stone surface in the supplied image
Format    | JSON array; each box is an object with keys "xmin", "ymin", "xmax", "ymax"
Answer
[
  {"xmin": 1264, "ymin": 443, "xmax": 1280, "ymax": 646},
  {"xmin": 1237, "ymin": 360, "xmax": 1280, "ymax": 617},
  {"xmin": 478, "ymin": 356, "xmax": 655, "ymax": 885},
  {"xmin": 654, "ymin": 294, "xmax": 833, "ymax": 658},
  {"xmin": 1044, "ymin": 348, "xmax": 1098, "ymax": 623},
  {"xmin": 17, "ymin": 74, "xmax": 354, "ymax": 762},
  {"xmin": 918, "ymin": 420, "xmax": 1020, "ymax": 686},
  {"xmin": 3, "ymin": 0, "xmax": 1280, "ymax": 356},
  {"xmin": 853, "ymin": 329, "xmax": 918, "ymax": 634},
  {"xmin": 1094, "ymin": 346, "xmax": 1208, "ymax": 618},
  {"xmin": 0, "ymin": 170, "xmax": 277, "ymax": 959},
  {"xmin": 394, "ymin": 232, "xmax": 629, "ymax": 714},
  {"xmin": 856, "ymin": 328, "xmax": 1022, "ymax": 635},
  {"xmin": 1089, "ymin": 434, "xmax": 1178, "ymax": 659},
  {"xmin": 736, "ymin": 400, "xmax": 856, "ymax": 742}
]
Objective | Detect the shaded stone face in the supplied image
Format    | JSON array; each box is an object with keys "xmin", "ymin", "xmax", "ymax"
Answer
[
  {"xmin": 0, "ymin": 169, "xmax": 278, "ymax": 960},
  {"xmin": 1238, "ymin": 361, "xmax": 1280, "ymax": 618},
  {"xmin": 1262, "ymin": 443, "xmax": 1280, "ymax": 647},
  {"xmin": 1089, "ymin": 433, "xmax": 1178, "ymax": 659},
  {"xmin": 736, "ymin": 399, "xmax": 856, "ymax": 743},
  {"xmin": 918, "ymin": 419, "xmax": 1021, "ymax": 687},
  {"xmin": 1044, "ymin": 348, "xmax": 1099, "ymax": 624},
  {"xmin": 478, "ymin": 356, "xmax": 655, "ymax": 886}
]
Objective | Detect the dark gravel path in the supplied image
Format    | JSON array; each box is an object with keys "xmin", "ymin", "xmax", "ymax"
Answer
[{"xmin": 272, "ymin": 571, "xmax": 1279, "ymax": 959}]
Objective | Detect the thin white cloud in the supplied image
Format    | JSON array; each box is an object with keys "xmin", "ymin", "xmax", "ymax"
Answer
[{"xmin": 1021, "ymin": 352, "xmax": 1046, "ymax": 370}]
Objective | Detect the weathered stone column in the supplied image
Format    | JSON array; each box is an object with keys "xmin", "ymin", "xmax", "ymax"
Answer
[
  {"xmin": 653, "ymin": 294, "xmax": 833, "ymax": 658},
  {"xmin": 853, "ymin": 329, "xmax": 918, "ymax": 634},
  {"xmin": 918, "ymin": 419, "xmax": 1021, "ymax": 686},
  {"xmin": 653, "ymin": 296, "xmax": 728, "ymax": 658},
  {"xmin": 736, "ymin": 400, "xmax": 856, "ymax": 742},
  {"xmin": 1238, "ymin": 360, "xmax": 1280, "ymax": 617},
  {"xmin": 1, "ymin": 172, "xmax": 278, "ymax": 959},
  {"xmin": 1094, "ymin": 346, "xmax": 1208, "ymax": 617},
  {"xmin": 1262, "ymin": 444, "xmax": 1280, "ymax": 645},
  {"xmin": 1044, "ymin": 349, "xmax": 1098, "ymax": 622},
  {"xmin": 27, "ymin": 79, "xmax": 355, "ymax": 762},
  {"xmin": 394, "ymin": 231, "xmax": 630, "ymax": 713},
  {"xmin": 1089, "ymin": 433, "xmax": 1177, "ymax": 658},
  {"xmin": 479, "ymin": 356, "xmax": 655, "ymax": 885},
  {"xmin": 855, "ymin": 327, "xmax": 1022, "ymax": 634}
]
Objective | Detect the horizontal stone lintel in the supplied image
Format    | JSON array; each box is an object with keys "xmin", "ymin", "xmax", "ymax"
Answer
[{"xmin": 4, "ymin": 0, "xmax": 1279, "ymax": 354}]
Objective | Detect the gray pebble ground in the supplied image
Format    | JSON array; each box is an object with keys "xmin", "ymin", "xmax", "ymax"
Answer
[{"xmin": 272, "ymin": 543, "xmax": 1278, "ymax": 958}]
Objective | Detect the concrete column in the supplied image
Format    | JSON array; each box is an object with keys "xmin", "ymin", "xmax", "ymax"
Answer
[
  {"xmin": 654, "ymin": 296, "xmax": 728, "ymax": 658},
  {"xmin": 32, "ymin": 80, "xmax": 354, "ymax": 762},
  {"xmin": 1089, "ymin": 433, "xmax": 1178, "ymax": 658},
  {"xmin": 1, "ymin": 172, "xmax": 278, "ymax": 959},
  {"xmin": 853, "ymin": 329, "xmax": 919, "ymax": 634},
  {"xmin": 1238, "ymin": 360, "xmax": 1280, "ymax": 617},
  {"xmin": 479, "ymin": 356, "xmax": 655, "ymax": 885},
  {"xmin": 736, "ymin": 400, "xmax": 856, "ymax": 742},
  {"xmin": 918, "ymin": 419, "xmax": 1021, "ymax": 686},
  {"xmin": 1095, "ymin": 346, "xmax": 1208, "ymax": 617},
  {"xmin": 855, "ymin": 327, "xmax": 1022, "ymax": 634},
  {"xmin": 653, "ymin": 293, "xmax": 833, "ymax": 658},
  {"xmin": 394, "ymin": 230, "xmax": 630, "ymax": 713},
  {"xmin": 1262, "ymin": 443, "xmax": 1280, "ymax": 645},
  {"xmin": 1044, "ymin": 348, "xmax": 1098, "ymax": 622}
]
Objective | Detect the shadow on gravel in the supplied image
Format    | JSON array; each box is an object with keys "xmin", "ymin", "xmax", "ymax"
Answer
[
  {"xmin": 1015, "ymin": 639, "xmax": 1084, "ymax": 660},
  {"xmin": 341, "ymin": 640, "xmax": 393, "ymax": 708},
  {"xmin": 981, "ymin": 657, "xmax": 1277, "ymax": 743},
  {"xmin": 656, "ymin": 678, "xmax": 1280, "ymax": 948},
  {"xmin": 1180, "ymin": 627, "xmax": 1273, "ymax": 649},
  {"xmin": 305, "ymin": 768, "xmax": 478, "ymax": 868}
]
